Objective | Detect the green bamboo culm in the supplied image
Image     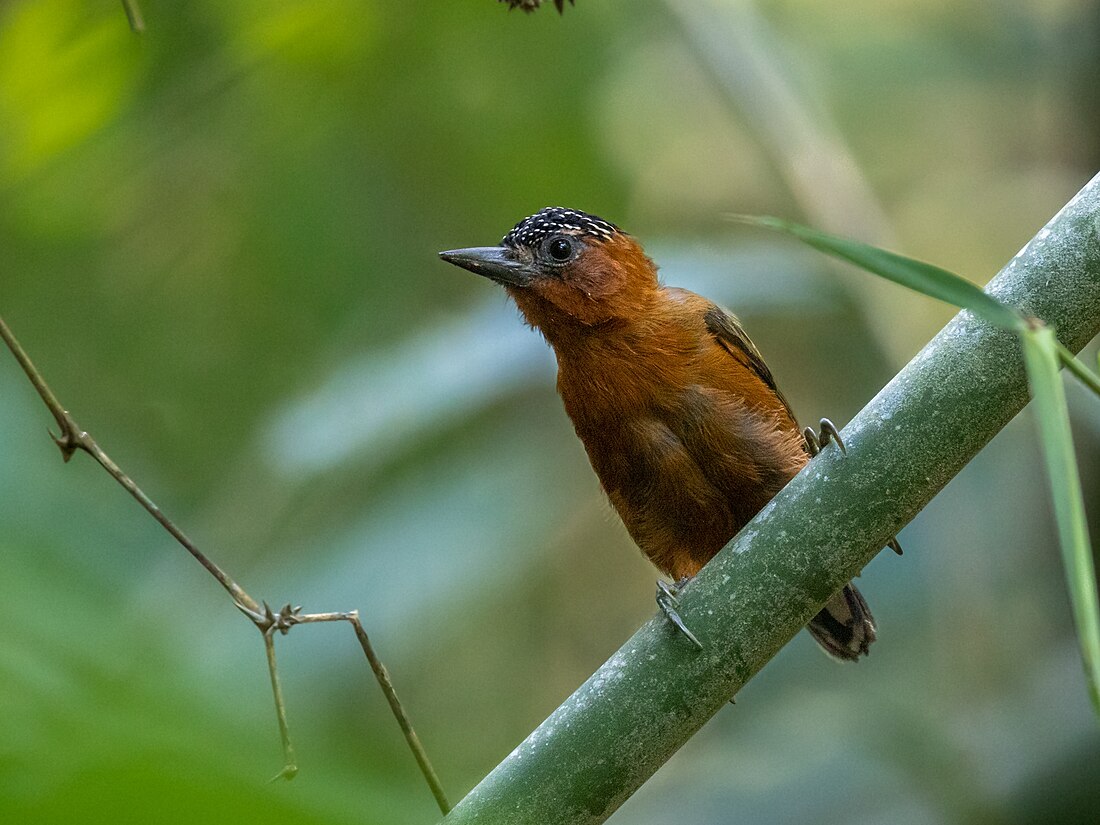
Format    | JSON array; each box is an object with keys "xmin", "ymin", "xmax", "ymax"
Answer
[{"xmin": 440, "ymin": 174, "xmax": 1100, "ymax": 825}]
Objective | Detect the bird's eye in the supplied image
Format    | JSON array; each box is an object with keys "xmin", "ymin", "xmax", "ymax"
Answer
[{"xmin": 547, "ymin": 237, "xmax": 573, "ymax": 262}]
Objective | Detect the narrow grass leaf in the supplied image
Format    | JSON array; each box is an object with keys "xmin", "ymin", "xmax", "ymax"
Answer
[
  {"xmin": 1058, "ymin": 344, "xmax": 1100, "ymax": 397},
  {"xmin": 1021, "ymin": 325, "xmax": 1100, "ymax": 716},
  {"xmin": 733, "ymin": 215, "xmax": 1025, "ymax": 332}
]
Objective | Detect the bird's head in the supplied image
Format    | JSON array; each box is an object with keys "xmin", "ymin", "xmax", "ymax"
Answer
[{"xmin": 439, "ymin": 206, "xmax": 658, "ymax": 330}]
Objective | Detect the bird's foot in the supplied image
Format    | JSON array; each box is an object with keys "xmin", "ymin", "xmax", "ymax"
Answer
[
  {"xmin": 887, "ymin": 536, "xmax": 903, "ymax": 555},
  {"xmin": 656, "ymin": 577, "xmax": 703, "ymax": 649},
  {"xmin": 803, "ymin": 417, "xmax": 846, "ymax": 457}
]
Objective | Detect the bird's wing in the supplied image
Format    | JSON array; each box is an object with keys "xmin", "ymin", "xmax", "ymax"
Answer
[{"xmin": 702, "ymin": 303, "xmax": 800, "ymax": 429}]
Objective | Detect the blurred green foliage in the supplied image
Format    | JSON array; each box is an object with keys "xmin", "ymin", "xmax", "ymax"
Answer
[{"xmin": 0, "ymin": 1, "xmax": 1097, "ymax": 823}]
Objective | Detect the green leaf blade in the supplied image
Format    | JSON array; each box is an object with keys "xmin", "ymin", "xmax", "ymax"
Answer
[
  {"xmin": 1021, "ymin": 326, "xmax": 1100, "ymax": 715},
  {"xmin": 735, "ymin": 215, "xmax": 1026, "ymax": 332},
  {"xmin": 1057, "ymin": 344, "xmax": 1100, "ymax": 397}
]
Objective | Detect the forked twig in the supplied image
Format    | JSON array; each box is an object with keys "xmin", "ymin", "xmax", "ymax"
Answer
[{"xmin": 0, "ymin": 313, "xmax": 450, "ymax": 814}]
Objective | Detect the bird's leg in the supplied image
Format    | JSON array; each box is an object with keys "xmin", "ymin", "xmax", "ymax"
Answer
[
  {"xmin": 656, "ymin": 577, "xmax": 703, "ymax": 649},
  {"xmin": 805, "ymin": 418, "xmax": 904, "ymax": 556}
]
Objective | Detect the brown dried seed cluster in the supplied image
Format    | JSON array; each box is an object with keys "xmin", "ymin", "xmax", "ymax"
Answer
[{"xmin": 500, "ymin": 0, "xmax": 574, "ymax": 14}]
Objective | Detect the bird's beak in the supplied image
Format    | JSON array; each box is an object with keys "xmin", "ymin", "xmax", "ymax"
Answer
[{"xmin": 438, "ymin": 246, "xmax": 533, "ymax": 288}]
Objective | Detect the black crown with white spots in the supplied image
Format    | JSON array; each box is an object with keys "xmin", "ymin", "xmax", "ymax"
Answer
[{"xmin": 501, "ymin": 207, "xmax": 619, "ymax": 249}]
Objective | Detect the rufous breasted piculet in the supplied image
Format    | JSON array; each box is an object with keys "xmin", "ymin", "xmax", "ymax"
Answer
[{"xmin": 441, "ymin": 206, "xmax": 899, "ymax": 660}]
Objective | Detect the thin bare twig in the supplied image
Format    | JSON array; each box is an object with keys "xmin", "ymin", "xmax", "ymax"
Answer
[
  {"xmin": 263, "ymin": 624, "xmax": 298, "ymax": 781},
  {"xmin": 0, "ymin": 314, "xmax": 260, "ymax": 615},
  {"xmin": 0, "ymin": 313, "xmax": 449, "ymax": 812},
  {"xmin": 297, "ymin": 611, "xmax": 452, "ymax": 813}
]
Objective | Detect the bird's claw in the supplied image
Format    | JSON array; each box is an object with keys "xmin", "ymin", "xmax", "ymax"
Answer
[
  {"xmin": 804, "ymin": 417, "xmax": 846, "ymax": 457},
  {"xmin": 887, "ymin": 536, "xmax": 904, "ymax": 555},
  {"xmin": 656, "ymin": 579, "xmax": 703, "ymax": 649}
]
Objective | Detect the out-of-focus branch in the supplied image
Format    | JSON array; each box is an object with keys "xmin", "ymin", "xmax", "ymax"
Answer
[
  {"xmin": 121, "ymin": 0, "xmax": 145, "ymax": 32},
  {"xmin": 664, "ymin": 0, "xmax": 931, "ymax": 367}
]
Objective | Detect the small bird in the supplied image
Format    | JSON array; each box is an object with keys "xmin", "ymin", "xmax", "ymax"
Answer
[{"xmin": 441, "ymin": 207, "xmax": 890, "ymax": 660}]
